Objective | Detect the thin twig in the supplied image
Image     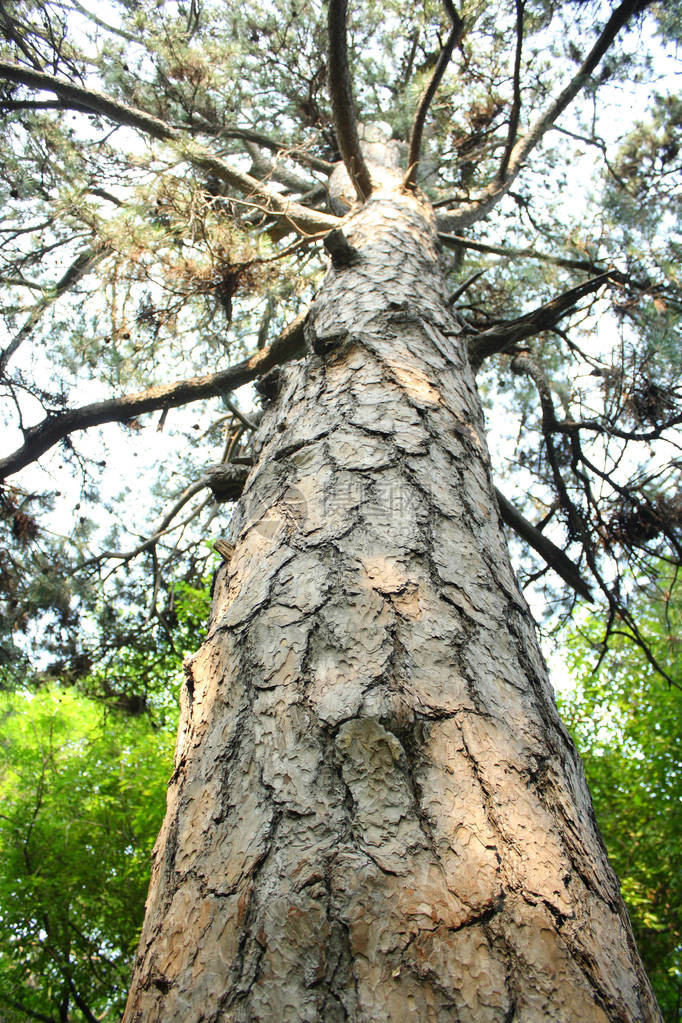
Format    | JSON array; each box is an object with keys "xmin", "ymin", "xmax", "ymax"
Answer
[{"xmin": 81, "ymin": 482, "xmax": 209, "ymax": 566}]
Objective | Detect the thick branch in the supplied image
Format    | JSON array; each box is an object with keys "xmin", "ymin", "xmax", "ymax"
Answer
[
  {"xmin": 327, "ymin": 0, "xmax": 373, "ymax": 201},
  {"xmin": 404, "ymin": 1, "xmax": 464, "ymax": 188},
  {"xmin": 495, "ymin": 486, "xmax": 592, "ymax": 601},
  {"xmin": 0, "ymin": 316, "xmax": 306, "ymax": 480},
  {"xmin": 0, "ymin": 61, "xmax": 338, "ymax": 235},
  {"xmin": 438, "ymin": 0, "xmax": 647, "ymax": 229},
  {"xmin": 468, "ymin": 272, "xmax": 618, "ymax": 368}
]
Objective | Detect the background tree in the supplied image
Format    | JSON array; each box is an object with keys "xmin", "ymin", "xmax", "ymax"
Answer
[
  {"xmin": 0, "ymin": 688, "xmax": 175, "ymax": 1023},
  {"xmin": 0, "ymin": 581, "xmax": 207, "ymax": 1022},
  {"xmin": 0, "ymin": 0, "xmax": 680, "ymax": 1019},
  {"xmin": 559, "ymin": 571, "xmax": 682, "ymax": 1023}
]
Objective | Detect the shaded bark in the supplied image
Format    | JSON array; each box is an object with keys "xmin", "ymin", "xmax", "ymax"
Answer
[{"xmin": 124, "ymin": 181, "xmax": 660, "ymax": 1022}]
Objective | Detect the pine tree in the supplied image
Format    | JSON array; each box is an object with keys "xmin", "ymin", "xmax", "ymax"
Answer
[{"xmin": 1, "ymin": 1, "xmax": 680, "ymax": 1019}]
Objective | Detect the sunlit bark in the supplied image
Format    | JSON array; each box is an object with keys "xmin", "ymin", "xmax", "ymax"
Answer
[{"xmin": 124, "ymin": 180, "xmax": 660, "ymax": 1023}]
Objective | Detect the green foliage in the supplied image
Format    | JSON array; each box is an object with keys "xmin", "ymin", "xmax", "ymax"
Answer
[
  {"xmin": 0, "ymin": 571, "xmax": 209, "ymax": 1018},
  {"xmin": 72, "ymin": 572, "xmax": 212, "ymax": 721},
  {"xmin": 0, "ymin": 688, "xmax": 177, "ymax": 1022},
  {"xmin": 559, "ymin": 580, "xmax": 682, "ymax": 1020}
]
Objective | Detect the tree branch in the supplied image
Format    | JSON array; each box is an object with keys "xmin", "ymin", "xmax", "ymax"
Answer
[
  {"xmin": 510, "ymin": 350, "xmax": 592, "ymax": 544},
  {"xmin": 0, "ymin": 246, "xmax": 102, "ymax": 376},
  {"xmin": 0, "ymin": 61, "xmax": 339, "ymax": 235},
  {"xmin": 404, "ymin": 0, "xmax": 464, "ymax": 188},
  {"xmin": 467, "ymin": 271, "xmax": 619, "ymax": 369},
  {"xmin": 1, "ymin": 993, "xmax": 57, "ymax": 1023},
  {"xmin": 327, "ymin": 0, "xmax": 373, "ymax": 201},
  {"xmin": 447, "ymin": 267, "xmax": 486, "ymax": 305},
  {"xmin": 0, "ymin": 316, "xmax": 307, "ymax": 480},
  {"xmin": 83, "ymin": 479, "xmax": 209, "ymax": 565},
  {"xmin": 67, "ymin": 0, "xmax": 138, "ymax": 43},
  {"xmin": 438, "ymin": 232, "xmax": 605, "ymax": 273},
  {"xmin": 62, "ymin": 972, "xmax": 98, "ymax": 1023},
  {"xmin": 495, "ymin": 486, "xmax": 592, "ymax": 601},
  {"xmin": 497, "ymin": 0, "xmax": 524, "ymax": 181},
  {"xmin": 196, "ymin": 125, "xmax": 334, "ymax": 175},
  {"xmin": 438, "ymin": 0, "xmax": 648, "ymax": 230}
]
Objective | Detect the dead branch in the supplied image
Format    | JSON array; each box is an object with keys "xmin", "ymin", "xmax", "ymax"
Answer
[
  {"xmin": 191, "ymin": 124, "xmax": 335, "ymax": 175},
  {"xmin": 221, "ymin": 397, "xmax": 257, "ymax": 432},
  {"xmin": 67, "ymin": 0, "xmax": 138, "ymax": 42},
  {"xmin": 447, "ymin": 267, "xmax": 486, "ymax": 305}
]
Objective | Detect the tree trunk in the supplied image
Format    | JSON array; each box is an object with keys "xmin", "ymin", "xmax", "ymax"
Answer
[{"xmin": 123, "ymin": 182, "xmax": 661, "ymax": 1022}]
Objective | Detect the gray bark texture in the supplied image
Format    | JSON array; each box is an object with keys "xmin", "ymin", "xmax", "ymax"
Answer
[{"xmin": 123, "ymin": 178, "xmax": 661, "ymax": 1023}]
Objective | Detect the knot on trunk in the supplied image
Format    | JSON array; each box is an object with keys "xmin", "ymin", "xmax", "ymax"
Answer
[
  {"xmin": 255, "ymin": 366, "xmax": 282, "ymax": 403},
  {"xmin": 324, "ymin": 227, "xmax": 360, "ymax": 268},
  {"xmin": 203, "ymin": 463, "xmax": 249, "ymax": 503}
]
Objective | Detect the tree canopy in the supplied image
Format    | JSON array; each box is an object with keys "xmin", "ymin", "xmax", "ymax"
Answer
[{"xmin": 0, "ymin": 0, "xmax": 680, "ymax": 689}]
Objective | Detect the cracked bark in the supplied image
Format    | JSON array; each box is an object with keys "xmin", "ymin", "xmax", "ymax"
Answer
[{"xmin": 123, "ymin": 178, "xmax": 660, "ymax": 1023}]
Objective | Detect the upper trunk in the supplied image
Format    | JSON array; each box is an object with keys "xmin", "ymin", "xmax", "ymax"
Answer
[{"xmin": 124, "ymin": 180, "xmax": 661, "ymax": 1022}]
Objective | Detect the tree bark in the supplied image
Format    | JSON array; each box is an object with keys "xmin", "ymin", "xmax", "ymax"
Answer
[{"xmin": 123, "ymin": 180, "xmax": 661, "ymax": 1022}]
